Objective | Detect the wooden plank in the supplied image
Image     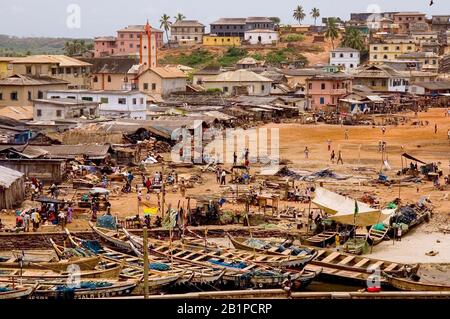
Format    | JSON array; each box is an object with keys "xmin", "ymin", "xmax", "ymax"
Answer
[
  {"xmin": 338, "ymin": 255, "xmax": 355, "ymax": 265},
  {"xmin": 384, "ymin": 263, "xmax": 399, "ymax": 272},
  {"xmin": 321, "ymin": 252, "xmax": 341, "ymax": 263},
  {"xmin": 353, "ymin": 258, "xmax": 370, "ymax": 268}
]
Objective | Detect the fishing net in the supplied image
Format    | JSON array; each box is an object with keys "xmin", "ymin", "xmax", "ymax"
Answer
[
  {"xmin": 208, "ymin": 259, "xmax": 247, "ymax": 269},
  {"xmin": 96, "ymin": 214, "xmax": 116, "ymax": 229},
  {"xmin": 243, "ymin": 238, "xmax": 271, "ymax": 250},
  {"xmin": 373, "ymin": 223, "xmax": 385, "ymax": 231},
  {"xmin": 0, "ymin": 287, "xmax": 11, "ymax": 292},
  {"xmin": 149, "ymin": 262, "xmax": 170, "ymax": 271},
  {"xmin": 81, "ymin": 240, "xmax": 104, "ymax": 254},
  {"xmin": 55, "ymin": 281, "xmax": 113, "ymax": 291},
  {"xmin": 162, "ymin": 209, "xmax": 178, "ymax": 230}
]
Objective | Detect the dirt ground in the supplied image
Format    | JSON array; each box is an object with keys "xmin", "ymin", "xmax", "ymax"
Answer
[{"xmin": 1, "ymin": 108, "xmax": 449, "ymax": 262}]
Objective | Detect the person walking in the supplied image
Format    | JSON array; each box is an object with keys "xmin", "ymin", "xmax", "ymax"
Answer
[
  {"xmin": 67, "ymin": 205, "xmax": 73, "ymax": 223},
  {"xmin": 327, "ymin": 139, "xmax": 332, "ymax": 151},
  {"xmin": 397, "ymin": 226, "xmax": 402, "ymax": 241},
  {"xmin": 304, "ymin": 147, "xmax": 309, "ymax": 159},
  {"xmin": 180, "ymin": 181, "xmax": 186, "ymax": 198},
  {"xmin": 233, "ymin": 152, "xmax": 237, "ymax": 166},
  {"xmin": 344, "ymin": 129, "xmax": 349, "ymax": 140},
  {"xmin": 330, "ymin": 150, "xmax": 336, "ymax": 163},
  {"xmin": 220, "ymin": 170, "xmax": 227, "ymax": 185},
  {"xmin": 337, "ymin": 150, "xmax": 344, "ymax": 165},
  {"xmin": 216, "ymin": 168, "xmax": 221, "ymax": 184},
  {"xmin": 435, "ymin": 124, "xmax": 438, "ymax": 134}
]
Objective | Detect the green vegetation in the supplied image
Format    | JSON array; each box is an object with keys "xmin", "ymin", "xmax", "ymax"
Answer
[
  {"xmin": 217, "ymin": 47, "xmax": 248, "ymax": 67},
  {"xmin": 341, "ymin": 28, "xmax": 366, "ymax": 51},
  {"xmin": 282, "ymin": 33, "xmax": 305, "ymax": 43},
  {"xmin": 206, "ymin": 88, "xmax": 223, "ymax": 94},
  {"xmin": 293, "ymin": 5, "xmax": 306, "ymax": 24},
  {"xmin": 64, "ymin": 40, "xmax": 93, "ymax": 56},
  {"xmin": 0, "ymin": 34, "xmax": 93, "ymax": 56},
  {"xmin": 159, "ymin": 49, "xmax": 214, "ymax": 67},
  {"xmin": 159, "ymin": 14, "xmax": 172, "ymax": 43},
  {"xmin": 265, "ymin": 48, "xmax": 308, "ymax": 67},
  {"xmin": 250, "ymin": 53, "xmax": 264, "ymax": 61},
  {"xmin": 324, "ymin": 18, "xmax": 339, "ymax": 49}
]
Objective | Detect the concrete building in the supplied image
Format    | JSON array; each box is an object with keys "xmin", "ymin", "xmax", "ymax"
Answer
[
  {"xmin": 329, "ymin": 47, "xmax": 361, "ymax": 72},
  {"xmin": 393, "ymin": 12, "xmax": 428, "ymax": 34},
  {"xmin": 46, "ymin": 89, "xmax": 147, "ymax": 119},
  {"xmin": 431, "ymin": 15, "xmax": 450, "ymax": 34},
  {"xmin": 409, "ymin": 81, "xmax": 450, "ymax": 95},
  {"xmin": 33, "ymin": 98, "xmax": 100, "ymax": 121},
  {"xmin": 244, "ymin": 29, "xmax": 279, "ymax": 45},
  {"xmin": 396, "ymin": 52, "xmax": 440, "ymax": 72},
  {"xmin": 192, "ymin": 66, "xmax": 222, "ymax": 85},
  {"xmin": 202, "ymin": 69, "xmax": 273, "ymax": 96},
  {"xmin": 94, "ymin": 23, "xmax": 163, "ymax": 58},
  {"xmin": 82, "ymin": 57, "xmax": 140, "ymax": 91},
  {"xmin": 0, "ymin": 74, "xmax": 69, "ymax": 107},
  {"xmin": 0, "ymin": 57, "xmax": 14, "ymax": 79},
  {"xmin": 138, "ymin": 66, "xmax": 187, "ymax": 98},
  {"xmin": 170, "ymin": 20, "xmax": 205, "ymax": 45},
  {"xmin": 369, "ymin": 39, "xmax": 416, "ymax": 63},
  {"xmin": 8, "ymin": 55, "xmax": 91, "ymax": 89},
  {"xmin": 305, "ymin": 74, "xmax": 353, "ymax": 110},
  {"xmin": 352, "ymin": 64, "xmax": 409, "ymax": 92},
  {"xmin": 210, "ymin": 17, "xmax": 275, "ymax": 38}
]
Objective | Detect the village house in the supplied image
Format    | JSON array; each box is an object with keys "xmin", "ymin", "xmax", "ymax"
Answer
[
  {"xmin": 203, "ymin": 36, "xmax": 241, "ymax": 46},
  {"xmin": 305, "ymin": 74, "xmax": 353, "ymax": 110},
  {"xmin": 192, "ymin": 66, "xmax": 222, "ymax": 85},
  {"xmin": 279, "ymin": 69, "xmax": 326, "ymax": 88},
  {"xmin": 82, "ymin": 57, "xmax": 140, "ymax": 90},
  {"xmin": 0, "ymin": 165, "xmax": 25, "ymax": 209},
  {"xmin": 236, "ymin": 57, "xmax": 262, "ymax": 69},
  {"xmin": 369, "ymin": 37, "xmax": 416, "ymax": 64},
  {"xmin": 0, "ymin": 57, "xmax": 14, "ymax": 79},
  {"xmin": 352, "ymin": 64, "xmax": 409, "ymax": 92},
  {"xmin": 8, "ymin": 55, "xmax": 91, "ymax": 89},
  {"xmin": 46, "ymin": 89, "xmax": 147, "ymax": 119},
  {"xmin": 202, "ymin": 69, "xmax": 272, "ymax": 96},
  {"xmin": 409, "ymin": 81, "xmax": 450, "ymax": 95},
  {"xmin": 32, "ymin": 98, "xmax": 100, "ymax": 121},
  {"xmin": 393, "ymin": 12, "xmax": 428, "ymax": 34},
  {"xmin": 138, "ymin": 66, "xmax": 187, "ymax": 98},
  {"xmin": 396, "ymin": 52, "xmax": 440, "ymax": 73},
  {"xmin": 210, "ymin": 17, "xmax": 275, "ymax": 38},
  {"xmin": 170, "ymin": 20, "xmax": 205, "ymax": 45},
  {"xmin": 329, "ymin": 47, "xmax": 361, "ymax": 72},
  {"xmin": 0, "ymin": 74, "xmax": 69, "ymax": 107},
  {"xmin": 94, "ymin": 24, "xmax": 163, "ymax": 57},
  {"xmin": 430, "ymin": 15, "xmax": 450, "ymax": 34},
  {"xmin": 244, "ymin": 29, "xmax": 279, "ymax": 45}
]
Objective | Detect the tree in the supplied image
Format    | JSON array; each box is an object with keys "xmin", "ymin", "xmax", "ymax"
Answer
[
  {"xmin": 310, "ymin": 8, "xmax": 320, "ymax": 26},
  {"xmin": 269, "ymin": 17, "xmax": 281, "ymax": 28},
  {"xmin": 341, "ymin": 28, "xmax": 365, "ymax": 51},
  {"xmin": 174, "ymin": 13, "xmax": 186, "ymax": 22},
  {"xmin": 293, "ymin": 5, "xmax": 306, "ymax": 25},
  {"xmin": 159, "ymin": 14, "xmax": 172, "ymax": 43},
  {"xmin": 324, "ymin": 18, "xmax": 339, "ymax": 49},
  {"xmin": 64, "ymin": 40, "xmax": 89, "ymax": 56}
]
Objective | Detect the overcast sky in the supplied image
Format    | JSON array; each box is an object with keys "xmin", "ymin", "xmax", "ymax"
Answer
[{"xmin": 0, "ymin": 0, "xmax": 449, "ymax": 38}]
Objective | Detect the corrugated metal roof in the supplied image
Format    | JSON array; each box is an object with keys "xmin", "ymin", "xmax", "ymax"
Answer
[
  {"xmin": 37, "ymin": 145, "xmax": 111, "ymax": 159},
  {"xmin": 0, "ymin": 165, "xmax": 23, "ymax": 188},
  {"xmin": 205, "ymin": 69, "xmax": 272, "ymax": 83}
]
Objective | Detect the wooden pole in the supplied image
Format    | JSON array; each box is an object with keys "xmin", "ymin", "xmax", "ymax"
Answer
[
  {"xmin": 143, "ymin": 226, "xmax": 149, "ymax": 299},
  {"xmin": 161, "ymin": 164, "xmax": 166, "ymax": 218}
]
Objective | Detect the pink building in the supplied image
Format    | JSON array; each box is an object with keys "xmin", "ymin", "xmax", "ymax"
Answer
[
  {"xmin": 94, "ymin": 24, "xmax": 164, "ymax": 58},
  {"xmin": 306, "ymin": 74, "xmax": 353, "ymax": 110}
]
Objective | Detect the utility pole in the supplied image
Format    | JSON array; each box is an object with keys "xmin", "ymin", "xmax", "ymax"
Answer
[{"xmin": 143, "ymin": 226, "xmax": 149, "ymax": 299}]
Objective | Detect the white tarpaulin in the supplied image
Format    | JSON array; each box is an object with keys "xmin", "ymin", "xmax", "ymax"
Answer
[{"xmin": 312, "ymin": 187, "xmax": 394, "ymax": 226}]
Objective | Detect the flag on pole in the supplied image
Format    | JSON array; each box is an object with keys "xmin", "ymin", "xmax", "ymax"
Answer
[{"xmin": 143, "ymin": 207, "xmax": 158, "ymax": 216}]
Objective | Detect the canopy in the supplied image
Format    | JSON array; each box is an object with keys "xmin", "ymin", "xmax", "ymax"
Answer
[
  {"xmin": 89, "ymin": 187, "xmax": 109, "ymax": 195},
  {"xmin": 312, "ymin": 187, "xmax": 394, "ymax": 226},
  {"xmin": 402, "ymin": 153, "xmax": 426, "ymax": 164}
]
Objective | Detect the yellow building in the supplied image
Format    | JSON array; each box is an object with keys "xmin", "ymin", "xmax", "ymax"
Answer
[
  {"xmin": 203, "ymin": 36, "xmax": 240, "ymax": 46},
  {"xmin": 369, "ymin": 42, "xmax": 416, "ymax": 63},
  {"xmin": 0, "ymin": 57, "xmax": 14, "ymax": 79}
]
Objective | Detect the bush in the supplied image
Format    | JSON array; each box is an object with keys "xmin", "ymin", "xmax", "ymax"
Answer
[
  {"xmin": 283, "ymin": 33, "xmax": 305, "ymax": 42},
  {"xmin": 206, "ymin": 88, "xmax": 223, "ymax": 94},
  {"xmin": 217, "ymin": 47, "xmax": 248, "ymax": 67}
]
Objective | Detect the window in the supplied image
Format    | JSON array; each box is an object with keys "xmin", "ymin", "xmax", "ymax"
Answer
[
  {"xmin": 407, "ymin": 46, "xmax": 412, "ymax": 50},
  {"xmin": 38, "ymin": 91, "xmax": 43, "ymax": 99},
  {"xmin": 52, "ymin": 68, "xmax": 57, "ymax": 75},
  {"xmin": 66, "ymin": 68, "xmax": 71, "ymax": 74},
  {"xmin": 350, "ymin": 64, "xmax": 354, "ymax": 68},
  {"xmin": 93, "ymin": 76, "xmax": 98, "ymax": 83},
  {"xmin": 321, "ymin": 83, "xmax": 326, "ymax": 90},
  {"xmin": 130, "ymin": 44, "xmax": 134, "ymax": 48},
  {"xmin": 308, "ymin": 83, "xmax": 312, "ymax": 90},
  {"xmin": 67, "ymin": 96, "xmax": 76, "ymax": 99},
  {"xmin": 132, "ymin": 98, "xmax": 137, "ymax": 105},
  {"xmin": 140, "ymin": 98, "xmax": 144, "ymax": 104},
  {"xmin": 340, "ymin": 53, "xmax": 344, "ymax": 58},
  {"xmin": 37, "ymin": 109, "xmax": 42, "ymax": 117},
  {"xmin": 82, "ymin": 97, "xmax": 93, "ymax": 101},
  {"xmin": 320, "ymin": 97, "xmax": 325, "ymax": 105},
  {"xmin": 396, "ymin": 46, "xmax": 400, "ymax": 50},
  {"xmin": 120, "ymin": 34, "xmax": 124, "ymax": 38},
  {"xmin": 26, "ymin": 66, "xmax": 32, "ymax": 74},
  {"xmin": 11, "ymin": 92, "xmax": 18, "ymax": 100},
  {"xmin": 90, "ymin": 108, "xmax": 95, "ymax": 116},
  {"xmin": 223, "ymin": 87, "xmax": 229, "ymax": 92},
  {"xmin": 130, "ymin": 34, "xmax": 134, "ymax": 38},
  {"xmin": 350, "ymin": 53, "xmax": 353, "ymax": 58},
  {"xmin": 56, "ymin": 110, "xmax": 62, "ymax": 117},
  {"xmin": 261, "ymin": 85, "xmax": 265, "ymax": 91},
  {"xmin": 0, "ymin": 93, "xmax": 2, "ymax": 100},
  {"xmin": 152, "ymin": 83, "xmax": 156, "ymax": 90},
  {"xmin": 383, "ymin": 46, "xmax": 389, "ymax": 51},
  {"xmin": 118, "ymin": 98, "xmax": 126, "ymax": 104},
  {"xmin": 383, "ymin": 55, "xmax": 388, "ymax": 59},
  {"xmin": 373, "ymin": 55, "xmax": 378, "ymax": 59},
  {"xmin": 108, "ymin": 75, "xmax": 111, "ymax": 82},
  {"xmin": 100, "ymin": 97, "xmax": 109, "ymax": 104},
  {"xmin": 143, "ymin": 83, "xmax": 149, "ymax": 90},
  {"xmin": 373, "ymin": 46, "xmax": 378, "ymax": 51}
]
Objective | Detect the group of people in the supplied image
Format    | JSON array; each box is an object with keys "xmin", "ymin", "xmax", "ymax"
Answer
[
  {"xmin": 216, "ymin": 167, "xmax": 227, "ymax": 185},
  {"xmin": 15, "ymin": 202, "xmax": 73, "ymax": 232}
]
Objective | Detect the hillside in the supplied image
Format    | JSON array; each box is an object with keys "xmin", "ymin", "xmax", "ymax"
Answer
[{"xmin": 0, "ymin": 34, "xmax": 93, "ymax": 56}]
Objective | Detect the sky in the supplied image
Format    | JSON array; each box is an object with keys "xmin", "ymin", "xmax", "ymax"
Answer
[{"xmin": 0, "ymin": 0, "xmax": 449, "ymax": 38}]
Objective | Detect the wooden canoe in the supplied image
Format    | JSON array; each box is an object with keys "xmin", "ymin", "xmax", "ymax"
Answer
[
  {"xmin": 368, "ymin": 225, "xmax": 390, "ymax": 245},
  {"xmin": 89, "ymin": 221, "xmax": 133, "ymax": 252},
  {"xmin": 0, "ymin": 285, "xmax": 34, "ymax": 299},
  {"xmin": 304, "ymin": 231, "xmax": 337, "ymax": 247},
  {"xmin": 0, "ymin": 255, "xmax": 100, "ymax": 271}
]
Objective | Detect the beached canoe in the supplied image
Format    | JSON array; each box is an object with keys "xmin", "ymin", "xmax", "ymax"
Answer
[
  {"xmin": 0, "ymin": 284, "xmax": 34, "ymax": 299},
  {"xmin": 0, "ymin": 255, "xmax": 100, "ymax": 271}
]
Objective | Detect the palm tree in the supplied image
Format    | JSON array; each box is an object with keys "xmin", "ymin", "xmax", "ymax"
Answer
[
  {"xmin": 310, "ymin": 8, "xmax": 320, "ymax": 26},
  {"xmin": 174, "ymin": 13, "xmax": 186, "ymax": 22},
  {"xmin": 159, "ymin": 14, "xmax": 172, "ymax": 43},
  {"xmin": 293, "ymin": 5, "xmax": 306, "ymax": 25},
  {"xmin": 325, "ymin": 18, "xmax": 339, "ymax": 49},
  {"xmin": 341, "ymin": 28, "xmax": 365, "ymax": 51}
]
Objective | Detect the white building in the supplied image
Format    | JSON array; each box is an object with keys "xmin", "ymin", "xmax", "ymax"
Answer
[
  {"xmin": 244, "ymin": 29, "xmax": 279, "ymax": 45},
  {"xmin": 33, "ymin": 98, "xmax": 99, "ymax": 121},
  {"xmin": 46, "ymin": 90, "xmax": 147, "ymax": 120},
  {"xmin": 330, "ymin": 47, "xmax": 361, "ymax": 72}
]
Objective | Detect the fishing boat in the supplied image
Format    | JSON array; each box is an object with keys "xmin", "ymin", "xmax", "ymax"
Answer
[
  {"xmin": 227, "ymin": 234, "xmax": 405, "ymax": 286},
  {"xmin": 0, "ymin": 284, "xmax": 34, "ymax": 299},
  {"xmin": 0, "ymin": 255, "xmax": 100, "ymax": 271},
  {"xmin": 69, "ymin": 228, "xmax": 223, "ymax": 286},
  {"xmin": 123, "ymin": 228, "xmax": 319, "ymax": 290},
  {"xmin": 304, "ymin": 231, "xmax": 338, "ymax": 247},
  {"xmin": 29, "ymin": 279, "xmax": 138, "ymax": 299},
  {"xmin": 88, "ymin": 222, "xmax": 133, "ymax": 251},
  {"xmin": 368, "ymin": 224, "xmax": 390, "ymax": 245},
  {"xmin": 383, "ymin": 263, "xmax": 450, "ymax": 291}
]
